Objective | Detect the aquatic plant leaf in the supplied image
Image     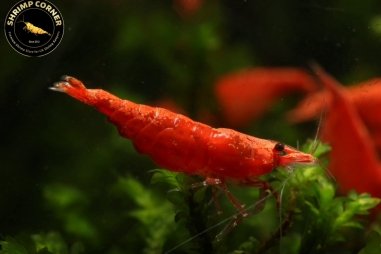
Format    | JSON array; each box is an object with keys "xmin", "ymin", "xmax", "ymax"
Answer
[
  {"xmin": 115, "ymin": 176, "xmax": 175, "ymax": 254},
  {"xmin": 261, "ymin": 141, "xmax": 381, "ymax": 253},
  {"xmin": 0, "ymin": 237, "xmax": 28, "ymax": 254},
  {"xmin": 150, "ymin": 169, "xmax": 183, "ymax": 190},
  {"xmin": 32, "ymin": 232, "xmax": 68, "ymax": 254},
  {"xmin": 278, "ymin": 233, "xmax": 302, "ymax": 254},
  {"xmin": 230, "ymin": 236, "xmax": 260, "ymax": 253},
  {"xmin": 43, "ymin": 184, "xmax": 87, "ymax": 209},
  {"xmin": 0, "ymin": 233, "xmax": 82, "ymax": 254},
  {"xmin": 64, "ymin": 214, "xmax": 97, "ymax": 240},
  {"xmin": 301, "ymin": 139, "xmax": 331, "ymax": 158},
  {"xmin": 43, "ymin": 184, "xmax": 97, "ymax": 240},
  {"xmin": 359, "ymin": 225, "xmax": 381, "ymax": 254}
]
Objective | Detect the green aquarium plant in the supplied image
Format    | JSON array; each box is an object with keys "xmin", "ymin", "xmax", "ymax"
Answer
[
  {"xmin": 1, "ymin": 142, "xmax": 380, "ymax": 254},
  {"xmin": 132, "ymin": 141, "xmax": 381, "ymax": 253}
]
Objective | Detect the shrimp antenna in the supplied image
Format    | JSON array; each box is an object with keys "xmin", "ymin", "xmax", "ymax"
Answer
[
  {"xmin": 278, "ymin": 169, "xmax": 295, "ymax": 252},
  {"xmin": 306, "ymin": 61, "xmax": 326, "ymax": 156},
  {"xmin": 164, "ymin": 189, "xmax": 274, "ymax": 254},
  {"xmin": 308, "ymin": 62, "xmax": 336, "ymax": 182},
  {"xmin": 17, "ymin": 15, "xmax": 25, "ymax": 23},
  {"xmin": 310, "ymin": 105, "xmax": 325, "ymax": 155}
]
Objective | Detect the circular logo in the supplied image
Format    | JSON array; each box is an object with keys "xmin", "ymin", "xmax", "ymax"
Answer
[{"xmin": 4, "ymin": 0, "xmax": 64, "ymax": 57}]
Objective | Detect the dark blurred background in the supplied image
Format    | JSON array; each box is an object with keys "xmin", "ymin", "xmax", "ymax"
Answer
[{"xmin": 1, "ymin": 0, "xmax": 381, "ymax": 253}]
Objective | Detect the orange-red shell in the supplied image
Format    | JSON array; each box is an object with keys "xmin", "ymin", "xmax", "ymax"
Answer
[{"xmin": 52, "ymin": 76, "xmax": 315, "ymax": 182}]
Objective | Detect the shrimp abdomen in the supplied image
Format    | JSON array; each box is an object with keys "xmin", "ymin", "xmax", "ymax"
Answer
[{"xmin": 109, "ymin": 104, "xmax": 212, "ymax": 174}]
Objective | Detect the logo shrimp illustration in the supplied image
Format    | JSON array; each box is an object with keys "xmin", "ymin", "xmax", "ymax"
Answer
[
  {"xmin": 17, "ymin": 16, "xmax": 51, "ymax": 36},
  {"xmin": 51, "ymin": 76, "xmax": 316, "ymax": 215}
]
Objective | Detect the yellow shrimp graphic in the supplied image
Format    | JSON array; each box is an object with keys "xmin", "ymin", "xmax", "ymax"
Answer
[{"xmin": 17, "ymin": 16, "xmax": 51, "ymax": 36}]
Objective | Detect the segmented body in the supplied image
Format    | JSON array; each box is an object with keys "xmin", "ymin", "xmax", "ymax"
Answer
[
  {"xmin": 51, "ymin": 76, "xmax": 315, "ymax": 184},
  {"xmin": 22, "ymin": 22, "xmax": 51, "ymax": 36}
]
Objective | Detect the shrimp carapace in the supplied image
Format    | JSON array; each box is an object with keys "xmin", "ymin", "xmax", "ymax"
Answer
[{"xmin": 51, "ymin": 75, "xmax": 316, "ymax": 183}]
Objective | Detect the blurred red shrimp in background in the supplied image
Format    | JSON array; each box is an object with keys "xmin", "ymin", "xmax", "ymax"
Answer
[
  {"xmin": 215, "ymin": 68, "xmax": 317, "ymax": 127},
  {"xmin": 153, "ymin": 98, "xmax": 186, "ymax": 115},
  {"xmin": 288, "ymin": 78, "xmax": 381, "ymax": 153},
  {"xmin": 311, "ymin": 65, "xmax": 381, "ymax": 200},
  {"xmin": 173, "ymin": 0, "xmax": 203, "ymax": 17}
]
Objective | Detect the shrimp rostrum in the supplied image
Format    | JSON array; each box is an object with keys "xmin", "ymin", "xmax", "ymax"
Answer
[{"xmin": 51, "ymin": 76, "xmax": 316, "ymax": 214}]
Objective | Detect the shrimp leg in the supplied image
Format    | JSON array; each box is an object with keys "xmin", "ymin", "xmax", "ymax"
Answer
[
  {"xmin": 215, "ymin": 184, "xmax": 274, "ymax": 241},
  {"xmin": 192, "ymin": 177, "xmax": 248, "ymax": 216}
]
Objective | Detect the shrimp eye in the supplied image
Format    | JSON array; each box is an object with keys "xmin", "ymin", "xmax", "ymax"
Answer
[{"xmin": 274, "ymin": 143, "xmax": 285, "ymax": 154}]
